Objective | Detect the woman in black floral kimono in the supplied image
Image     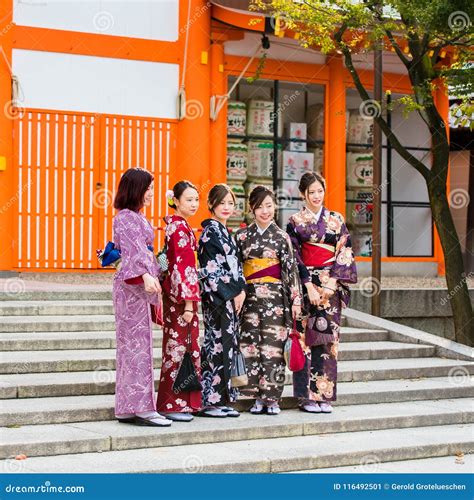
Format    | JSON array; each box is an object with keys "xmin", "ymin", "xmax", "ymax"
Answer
[
  {"xmin": 197, "ymin": 184, "xmax": 247, "ymax": 418},
  {"xmin": 235, "ymin": 186, "xmax": 303, "ymax": 415}
]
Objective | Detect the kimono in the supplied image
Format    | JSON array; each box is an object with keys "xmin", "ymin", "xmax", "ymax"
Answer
[
  {"xmin": 112, "ymin": 208, "xmax": 161, "ymax": 416},
  {"xmin": 198, "ymin": 219, "xmax": 247, "ymax": 407},
  {"xmin": 156, "ymin": 214, "xmax": 201, "ymax": 413},
  {"xmin": 287, "ymin": 206, "xmax": 357, "ymax": 403},
  {"xmin": 235, "ymin": 221, "xmax": 302, "ymax": 402}
]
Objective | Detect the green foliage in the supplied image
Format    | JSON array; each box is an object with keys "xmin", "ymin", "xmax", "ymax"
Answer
[{"xmin": 250, "ymin": 0, "xmax": 473, "ymax": 124}]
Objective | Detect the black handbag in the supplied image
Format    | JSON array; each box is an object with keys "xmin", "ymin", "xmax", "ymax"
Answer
[{"xmin": 173, "ymin": 324, "xmax": 202, "ymax": 393}]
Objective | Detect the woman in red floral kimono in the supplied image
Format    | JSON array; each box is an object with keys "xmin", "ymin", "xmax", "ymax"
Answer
[
  {"xmin": 287, "ymin": 172, "xmax": 357, "ymax": 414},
  {"xmin": 156, "ymin": 180, "xmax": 201, "ymax": 422}
]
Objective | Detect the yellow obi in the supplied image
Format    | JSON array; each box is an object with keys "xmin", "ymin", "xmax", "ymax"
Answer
[{"xmin": 243, "ymin": 258, "xmax": 281, "ymax": 284}]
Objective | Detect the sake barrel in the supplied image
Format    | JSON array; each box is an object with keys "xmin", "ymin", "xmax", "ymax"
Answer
[
  {"xmin": 346, "ymin": 189, "xmax": 373, "ymax": 226},
  {"xmin": 352, "ymin": 229, "xmax": 372, "ymax": 257},
  {"xmin": 347, "ymin": 110, "xmax": 374, "ymax": 145},
  {"xmin": 307, "ymin": 103, "xmax": 324, "ymax": 141},
  {"xmin": 227, "ymin": 101, "xmax": 246, "ymax": 136},
  {"xmin": 246, "ymin": 99, "xmax": 283, "ymax": 138},
  {"xmin": 226, "ymin": 142, "xmax": 248, "ymax": 181},
  {"xmin": 247, "ymin": 141, "xmax": 282, "ymax": 179},
  {"xmin": 346, "ymin": 152, "xmax": 373, "ymax": 188},
  {"xmin": 228, "ymin": 183, "xmax": 246, "ymax": 223}
]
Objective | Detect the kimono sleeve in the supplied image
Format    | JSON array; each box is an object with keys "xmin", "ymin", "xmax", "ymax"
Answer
[
  {"xmin": 113, "ymin": 213, "xmax": 156, "ymax": 281},
  {"xmin": 280, "ymin": 232, "xmax": 303, "ymax": 306},
  {"xmin": 286, "ymin": 219, "xmax": 311, "ymax": 285},
  {"xmin": 330, "ymin": 216, "xmax": 358, "ymax": 285},
  {"xmin": 167, "ymin": 222, "xmax": 201, "ymax": 302},
  {"xmin": 198, "ymin": 226, "xmax": 245, "ymax": 303}
]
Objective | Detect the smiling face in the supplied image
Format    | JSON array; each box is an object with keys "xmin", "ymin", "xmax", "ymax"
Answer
[
  {"xmin": 175, "ymin": 187, "xmax": 199, "ymax": 219},
  {"xmin": 304, "ymin": 180, "xmax": 325, "ymax": 213},
  {"xmin": 212, "ymin": 191, "xmax": 235, "ymax": 224},
  {"xmin": 253, "ymin": 195, "xmax": 275, "ymax": 227},
  {"xmin": 143, "ymin": 182, "xmax": 154, "ymax": 207}
]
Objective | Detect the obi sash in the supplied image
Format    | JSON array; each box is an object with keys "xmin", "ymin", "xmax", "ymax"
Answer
[
  {"xmin": 243, "ymin": 258, "xmax": 281, "ymax": 284},
  {"xmin": 302, "ymin": 242, "xmax": 336, "ymax": 267}
]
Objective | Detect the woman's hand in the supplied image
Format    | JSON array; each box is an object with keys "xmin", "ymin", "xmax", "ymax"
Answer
[
  {"xmin": 234, "ymin": 290, "xmax": 246, "ymax": 315},
  {"xmin": 182, "ymin": 310, "xmax": 194, "ymax": 323},
  {"xmin": 182, "ymin": 300, "xmax": 194, "ymax": 324},
  {"xmin": 291, "ymin": 304, "xmax": 302, "ymax": 320},
  {"xmin": 143, "ymin": 273, "xmax": 160, "ymax": 294},
  {"xmin": 305, "ymin": 282, "xmax": 321, "ymax": 306},
  {"xmin": 321, "ymin": 277, "xmax": 337, "ymax": 301}
]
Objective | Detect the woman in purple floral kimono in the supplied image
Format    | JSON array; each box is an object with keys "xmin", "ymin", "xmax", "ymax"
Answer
[
  {"xmin": 198, "ymin": 184, "xmax": 246, "ymax": 418},
  {"xmin": 112, "ymin": 168, "xmax": 171, "ymax": 427},
  {"xmin": 287, "ymin": 172, "xmax": 357, "ymax": 414}
]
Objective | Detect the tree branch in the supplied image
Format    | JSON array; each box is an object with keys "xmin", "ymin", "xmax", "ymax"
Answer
[
  {"xmin": 385, "ymin": 29, "xmax": 412, "ymax": 68},
  {"xmin": 334, "ymin": 29, "xmax": 431, "ymax": 181}
]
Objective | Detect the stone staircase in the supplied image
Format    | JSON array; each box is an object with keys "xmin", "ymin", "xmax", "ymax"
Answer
[{"xmin": 0, "ymin": 289, "xmax": 473, "ymax": 473}]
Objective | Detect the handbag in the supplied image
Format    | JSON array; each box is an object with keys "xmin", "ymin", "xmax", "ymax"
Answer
[
  {"xmin": 284, "ymin": 320, "xmax": 306, "ymax": 372},
  {"xmin": 231, "ymin": 347, "xmax": 248, "ymax": 388},
  {"xmin": 157, "ymin": 243, "xmax": 169, "ymax": 274},
  {"xmin": 173, "ymin": 323, "xmax": 202, "ymax": 393}
]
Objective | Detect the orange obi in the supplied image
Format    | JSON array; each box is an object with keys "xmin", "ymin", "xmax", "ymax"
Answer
[
  {"xmin": 302, "ymin": 242, "xmax": 336, "ymax": 267},
  {"xmin": 243, "ymin": 258, "xmax": 281, "ymax": 284}
]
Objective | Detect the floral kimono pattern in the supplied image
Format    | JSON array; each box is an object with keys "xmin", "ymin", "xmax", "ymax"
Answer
[
  {"xmin": 235, "ymin": 221, "xmax": 302, "ymax": 402},
  {"xmin": 287, "ymin": 206, "xmax": 357, "ymax": 403},
  {"xmin": 156, "ymin": 214, "xmax": 202, "ymax": 413},
  {"xmin": 112, "ymin": 209, "xmax": 161, "ymax": 416},
  {"xmin": 198, "ymin": 219, "xmax": 247, "ymax": 407}
]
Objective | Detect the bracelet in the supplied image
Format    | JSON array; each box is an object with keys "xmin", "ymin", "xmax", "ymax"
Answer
[
  {"xmin": 184, "ymin": 309, "xmax": 193, "ymax": 313},
  {"xmin": 322, "ymin": 286, "xmax": 336, "ymax": 292}
]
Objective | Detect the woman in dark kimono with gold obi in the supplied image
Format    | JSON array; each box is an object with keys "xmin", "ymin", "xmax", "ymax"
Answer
[
  {"xmin": 287, "ymin": 172, "xmax": 357, "ymax": 414},
  {"xmin": 235, "ymin": 186, "xmax": 302, "ymax": 415}
]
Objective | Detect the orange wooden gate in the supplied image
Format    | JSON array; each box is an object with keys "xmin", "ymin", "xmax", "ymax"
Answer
[{"xmin": 13, "ymin": 110, "xmax": 176, "ymax": 270}]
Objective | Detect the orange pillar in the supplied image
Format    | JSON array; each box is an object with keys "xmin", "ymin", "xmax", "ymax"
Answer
[
  {"xmin": 0, "ymin": 1, "xmax": 15, "ymax": 271},
  {"xmin": 209, "ymin": 39, "xmax": 227, "ymax": 187},
  {"xmin": 433, "ymin": 81, "xmax": 450, "ymax": 276},
  {"xmin": 175, "ymin": 0, "xmax": 211, "ymax": 228},
  {"xmin": 325, "ymin": 55, "xmax": 346, "ymax": 216}
]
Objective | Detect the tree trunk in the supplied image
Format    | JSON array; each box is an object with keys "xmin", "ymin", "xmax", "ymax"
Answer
[{"xmin": 429, "ymin": 178, "xmax": 474, "ymax": 346}]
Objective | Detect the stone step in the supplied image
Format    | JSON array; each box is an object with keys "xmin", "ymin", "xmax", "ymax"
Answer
[
  {"xmin": 0, "ymin": 327, "xmax": 389, "ymax": 351},
  {"xmin": 2, "ymin": 423, "xmax": 471, "ymax": 473},
  {"xmin": 1, "ymin": 376, "xmax": 472, "ymax": 425},
  {"xmin": 0, "ymin": 315, "xmax": 118, "ymax": 333},
  {"xmin": 0, "ymin": 290, "xmax": 113, "ymax": 302},
  {"xmin": 0, "ymin": 300, "xmax": 114, "ymax": 316},
  {"xmin": 1, "ymin": 399, "xmax": 472, "ymax": 460},
  {"xmin": 294, "ymin": 454, "xmax": 473, "ymax": 473},
  {"xmin": 0, "ymin": 342, "xmax": 439, "ymax": 375}
]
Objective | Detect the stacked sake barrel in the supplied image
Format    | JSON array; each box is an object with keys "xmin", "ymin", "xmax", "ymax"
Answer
[
  {"xmin": 346, "ymin": 110, "xmax": 374, "ymax": 257},
  {"xmin": 226, "ymin": 101, "xmax": 247, "ymax": 231}
]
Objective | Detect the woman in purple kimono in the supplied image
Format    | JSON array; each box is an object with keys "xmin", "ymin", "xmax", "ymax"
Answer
[
  {"xmin": 112, "ymin": 168, "xmax": 171, "ymax": 426},
  {"xmin": 287, "ymin": 172, "xmax": 357, "ymax": 414}
]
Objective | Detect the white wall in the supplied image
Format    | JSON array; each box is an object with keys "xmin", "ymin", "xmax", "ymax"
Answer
[
  {"xmin": 12, "ymin": 49, "xmax": 179, "ymax": 119},
  {"xmin": 13, "ymin": 0, "xmax": 179, "ymax": 42}
]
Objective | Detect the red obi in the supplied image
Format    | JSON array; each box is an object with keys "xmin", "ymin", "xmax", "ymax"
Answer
[{"xmin": 302, "ymin": 242, "xmax": 336, "ymax": 267}]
